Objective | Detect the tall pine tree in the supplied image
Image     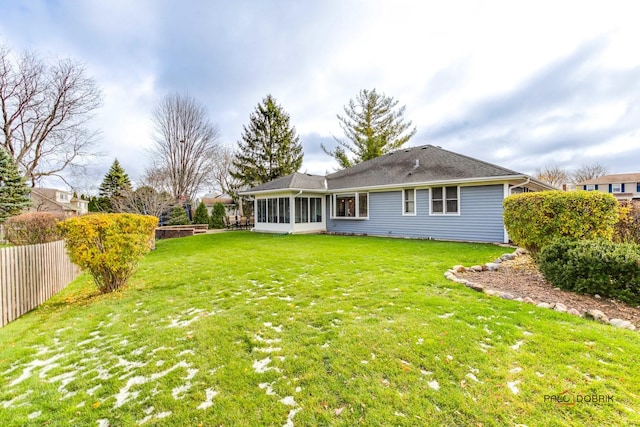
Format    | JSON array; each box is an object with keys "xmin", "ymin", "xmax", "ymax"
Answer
[
  {"xmin": 98, "ymin": 159, "xmax": 132, "ymax": 212},
  {"xmin": 231, "ymin": 95, "xmax": 303, "ymax": 188},
  {"xmin": 0, "ymin": 147, "xmax": 31, "ymax": 222},
  {"xmin": 322, "ymin": 89, "xmax": 416, "ymax": 168}
]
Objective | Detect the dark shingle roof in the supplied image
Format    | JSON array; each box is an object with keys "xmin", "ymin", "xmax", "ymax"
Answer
[
  {"xmin": 243, "ymin": 145, "xmax": 542, "ymax": 194},
  {"xmin": 246, "ymin": 172, "xmax": 326, "ymax": 192},
  {"xmin": 326, "ymin": 144, "xmax": 521, "ymax": 190}
]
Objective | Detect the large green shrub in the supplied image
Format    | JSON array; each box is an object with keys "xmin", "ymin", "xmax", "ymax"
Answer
[
  {"xmin": 210, "ymin": 202, "xmax": 226, "ymax": 229},
  {"xmin": 538, "ymin": 238, "xmax": 640, "ymax": 304},
  {"xmin": 193, "ymin": 201, "xmax": 210, "ymax": 225},
  {"xmin": 58, "ymin": 213, "xmax": 158, "ymax": 293},
  {"xmin": 503, "ymin": 191, "xmax": 618, "ymax": 255},
  {"xmin": 4, "ymin": 212, "xmax": 66, "ymax": 245},
  {"xmin": 167, "ymin": 205, "xmax": 189, "ymax": 225}
]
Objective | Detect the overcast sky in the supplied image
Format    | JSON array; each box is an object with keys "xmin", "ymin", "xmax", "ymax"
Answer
[{"xmin": 1, "ymin": 1, "xmax": 639, "ymax": 194}]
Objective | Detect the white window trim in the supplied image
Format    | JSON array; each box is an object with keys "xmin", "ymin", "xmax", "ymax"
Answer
[
  {"xmin": 429, "ymin": 186, "xmax": 461, "ymax": 216},
  {"xmin": 402, "ymin": 188, "xmax": 417, "ymax": 216},
  {"xmin": 586, "ymin": 184, "xmax": 596, "ymax": 191},
  {"xmin": 331, "ymin": 192, "xmax": 369, "ymax": 220},
  {"xmin": 612, "ymin": 183, "xmax": 622, "ymax": 193}
]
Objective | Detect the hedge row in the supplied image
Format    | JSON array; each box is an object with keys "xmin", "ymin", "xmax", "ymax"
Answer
[
  {"xmin": 503, "ymin": 191, "xmax": 619, "ymax": 255},
  {"xmin": 538, "ymin": 238, "xmax": 640, "ymax": 304}
]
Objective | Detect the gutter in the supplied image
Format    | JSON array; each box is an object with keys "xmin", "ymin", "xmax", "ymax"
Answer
[{"xmin": 509, "ymin": 177, "xmax": 530, "ymax": 195}]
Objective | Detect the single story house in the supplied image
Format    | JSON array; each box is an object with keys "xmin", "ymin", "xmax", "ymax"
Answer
[
  {"xmin": 28, "ymin": 188, "xmax": 89, "ymax": 217},
  {"xmin": 202, "ymin": 194, "xmax": 239, "ymax": 217},
  {"xmin": 577, "ymin": 173, "xmax": 640, "ymax": 201},
  {"xmin": 240, "ymin": 145, "xmax": 554, "ymax": 243}
]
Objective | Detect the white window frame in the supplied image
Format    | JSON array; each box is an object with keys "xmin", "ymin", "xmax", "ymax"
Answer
[
  {"xmin": 429, "ymin": 186, "xmax": 460, "ymax": 216},
  {"xmin": 612, "ymin": 183, "xmax": 622, "ymax": 193},
  {"xmin": 586, "ymin": 184, "xmax": 596, "ymax": 191},
  {"xmin": 402, "ymin": 188, "xmax": 416, "ymax": 216},
  {"xmin": 332, "ymin": 192, "xmax": 369, "ymax": 219}
]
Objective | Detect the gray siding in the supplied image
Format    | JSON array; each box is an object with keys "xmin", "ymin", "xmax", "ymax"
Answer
[{"xmin": 326, "ymin": 185, "xmax": 505, "ymax": 242}]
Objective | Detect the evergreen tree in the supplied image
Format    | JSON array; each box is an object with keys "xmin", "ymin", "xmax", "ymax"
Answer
[
  {"xmin": 98, "ymin": 159, "xmax": 132, "ymax": 212},
  {"xmin": 167, "ymin": 205, "xmax": 189, "ymax": 225},
  {"xmin": 322, "ymin": 89, "xmax": 416, "ymax": 168},
  {"xmin": 231, "ymin": 95, "xmax": 303, "ymax": 187},
  {"xmin": 193, "ymin": 201, "xmax": 210, "ymax": 225},
  {"xmin": 210, "ymin": 202, "xmax": 226, "ymax": 229},
  {"xmin": 0, "ymin": 147, "xmax": 31, "ymax": 222}
]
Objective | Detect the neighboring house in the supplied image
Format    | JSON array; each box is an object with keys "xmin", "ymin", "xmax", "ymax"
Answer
[
  {"xmin": 28, "ymin": 188, "xmax": 89, "ymax": 217},
  {"xmin": 577, "ymin": 173, "xmax": 640, "ymax": 201},
  {"xmin": 241, "ymin": 144, "xmax": 554, "ymax": 243},
  {"xmin": 202, "ymin": 194, "xmax": 239, "ymax": 218}
]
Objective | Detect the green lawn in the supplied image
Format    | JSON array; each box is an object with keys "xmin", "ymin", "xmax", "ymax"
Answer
[{"xmin": 1, "ymin": 233, "xmax": 638, "ymax": 426}]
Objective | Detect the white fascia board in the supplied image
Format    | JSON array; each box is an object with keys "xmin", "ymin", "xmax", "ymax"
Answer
[{"xmin": 327, "ymin": 175, "xmax": 536, "ymax": 194}]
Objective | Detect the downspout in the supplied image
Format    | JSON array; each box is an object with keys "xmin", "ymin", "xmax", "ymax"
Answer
[
  {"xmin": 503, "ymin": 177, "xmax": 530, "ymax": 244},
  {"xmin": 509, "ymin": 177, "xmax": 531, "ymax": 195}
]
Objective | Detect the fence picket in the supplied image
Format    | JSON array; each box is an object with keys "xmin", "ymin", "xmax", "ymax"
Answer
[{"xmin": 0, "ymin": 240, "xmax": 80, "ymax": 328}]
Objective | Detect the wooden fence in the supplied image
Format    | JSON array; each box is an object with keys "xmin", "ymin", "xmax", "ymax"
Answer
[{"xmin": 0, "ymin": 240, "xmax": 80, "ymax": 328}]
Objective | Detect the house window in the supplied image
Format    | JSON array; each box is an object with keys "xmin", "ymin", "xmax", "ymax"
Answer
[
  {"xmin": 403, "ymin": 189, "xmax": 416, "ymax": 215},
  {"xmin": 295, "ymin": 197, "xmax": 309, "ymax": 223},
  {"xmin": 310, "ymin": 197, "xmax": 322, "ymax": 223},
  {"xmin": 612, "ymin": 183, "xmax": 622, "ymax": 193},
  {"xmin": 257, "ymin": 199, "xmax": 267, "ymax": 222},
  {"xmin": 431, "ymin": 186, "xmax": 459, "ymax": 214},
  {"xmin": 278, "ymin": 198, "xmax": 290, "ymax": 223},
  {"xmin": 586, "ymin": 184, "xmax": 596, "ymax": 191},
  {"xmin": 257, "ymin": 197, "xmax": 291, "ymax": 223},
  {"xmin": 294, "ymin": 197, "xmax": 323, "ymax": 223},
  {"xmin": 333, "ymin": 193, "xmax": 368, "ymax": 218}
]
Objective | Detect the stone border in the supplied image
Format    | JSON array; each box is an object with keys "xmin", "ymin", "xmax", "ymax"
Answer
[{"xmin": 444, "ymin": 248, "xmax": 637, "ymax": 332}]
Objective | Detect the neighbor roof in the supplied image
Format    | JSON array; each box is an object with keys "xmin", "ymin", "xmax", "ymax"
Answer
[
  {"xmin": 578, "ymin": 173, "xmax": 640, "ymax": 186},
  {"xmin": 246, "ymin": 172, "xmax": 327, "ymax": 193},
  {"xmin": 326, "ymin": 144, "xmax": 524, "ymax": 190}
]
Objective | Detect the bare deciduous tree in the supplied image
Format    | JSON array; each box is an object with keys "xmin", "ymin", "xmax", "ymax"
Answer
[
  {"xmin": 211, "ymin": 144, "xmax": 244, "ymax": 201},
  {"xmin": 0, "ymin": 44, "xmax": 103, "ymax": 186},
  {"xmin": 572, "ymin": 163, "xmax": 608, "ymax": 184},
  {"xmin": 536, "ymin": 165, "xmax": 569, "ymax": 188},
  {"xmin": 150, "ymin": 93, "xmax": 220, "ymax": 201},
  {"xmin": 113, "ymin": 185, "xmax": 174, "ymax": 218}
]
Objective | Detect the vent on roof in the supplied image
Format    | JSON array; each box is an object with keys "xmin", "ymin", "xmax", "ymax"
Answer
[{"xmin": 414, "ymin": 159, "xmax": 419, "ymax": 168}]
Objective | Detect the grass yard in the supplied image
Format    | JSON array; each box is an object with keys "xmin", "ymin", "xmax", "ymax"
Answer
[{"xmin": 1, "ymin": 233, "xmax": 639, "ymax": 426}]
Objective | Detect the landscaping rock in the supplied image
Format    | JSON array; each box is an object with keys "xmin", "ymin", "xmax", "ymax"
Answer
[
  {"xmin": 451, "ymin": 265, "xmax": 466, "ymax": 273},
  {"xmin": 523, "ymin": 297, "xmax": 536, "ymax": 304},
  {"xmin": 609, "ymin": 319, "xmax": 636, "ymax": 331},
  {"xmin": 469, "ymin": 265, "xmax": 483, "ymax": 272},
  {"xmin": 536, "ymin": 302, "xmax": 553, "ymax": 309},
  {"xmin": 514, "ymin": 297, "xmax": 524, "ymax": 302},
  {"xmin": 484, "ymin": 289, "xmax": 497, "ymax": 296},
  {"xmin": 444, "ymin": 272, "xmax": 456, "ymax": 280},
  {"xmin": 585, "ymin": 309, "xmax": 609, "ymax": 323},
  {"xmin": 484, "ymin": 263, "xmax": 500, "ymax": 271},
  {"xmin": 594, "ymin": 294, "xmax": 602, "ymax": 299},
  {"xmin": 453, "ymin": 278, "xmax": 468, "ymax": 285},
  {"xmin": 492, "ymin": 258, "xmax": 503, "ymax": 264},
  {"xmin": 568, "ymin": 308, "xmax": 581, "ymax": 316},
  {"xmin": 514, "ymin": 248, "xmax": 528, "ymax": 256},
  {"xmin": 497, "ymin": 292, "xmax": 515, "ymax": 300},
  {"xmin": 465, "ymin": 282, "xmax": 485, "ymax": 292},
  {"xmin": 500, "ymin": 253, "xmax": 516, "ymax": 261},
  {"xmin": 553, "ymin": 303, "xmax": 567, "ymax": 313}
]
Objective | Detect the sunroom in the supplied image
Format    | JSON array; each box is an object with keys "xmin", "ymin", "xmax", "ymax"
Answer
[{"xmin": 252, "ymin": 191, "xmax": 326, "ymax": 233}]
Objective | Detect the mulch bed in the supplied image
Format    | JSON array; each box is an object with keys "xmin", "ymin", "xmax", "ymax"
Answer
[{"xmin": 459, "ymin": 255, "xmax": 640, "ymax": 328}]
